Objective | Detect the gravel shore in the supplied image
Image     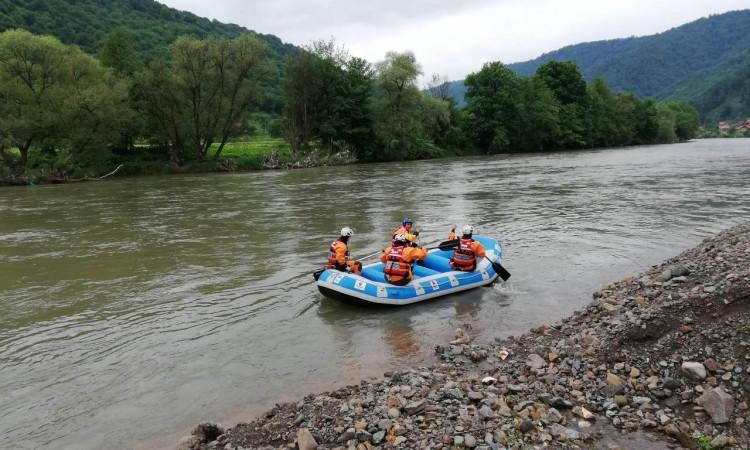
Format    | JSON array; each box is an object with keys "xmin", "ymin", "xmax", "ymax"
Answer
[{"xmin": 180, "ymin": 223, "xmax": 749, "ymax": 450}]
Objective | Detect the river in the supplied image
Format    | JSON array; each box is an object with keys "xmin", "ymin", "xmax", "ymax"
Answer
[{"xmin": 1, "ymin": 139, "xmax": 749, "ymax": 449}]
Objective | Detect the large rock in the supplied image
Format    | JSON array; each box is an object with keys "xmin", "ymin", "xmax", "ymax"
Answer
[
  {"xmin": 680, "ymin": 361, "xmax": 707, "ymax": 380},
  {"xmin": 297, "ymin": 428, "xmax": 318, "ymax": 450},
  {"xmin": 696, "ymin": 387, "xmax": 734, "ymax": 424},
  {"xmin": 190, "ymin": 422, "xmax": 224, "ymax": 444}
]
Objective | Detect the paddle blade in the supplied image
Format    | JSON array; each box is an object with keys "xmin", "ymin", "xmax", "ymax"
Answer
[
  {"xmin": 437, "ymin": 239, "xmax": 460, "ymax": 251},
  {"xmin": 492, "ymin": 261, "xmax": 511, "ymax": 281}
]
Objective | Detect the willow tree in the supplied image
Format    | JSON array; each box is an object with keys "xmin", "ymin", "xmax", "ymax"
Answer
[
  {"xmin": 373, "ymin": 51, "xmax": 423, "ymax": 159},
  {"xmin": 135, "ymin": 35, "xmax": 268, "ymax": 162},
  {"xmin": 0, "ymin": 29, "xmax": 130, "ymax": 168}
]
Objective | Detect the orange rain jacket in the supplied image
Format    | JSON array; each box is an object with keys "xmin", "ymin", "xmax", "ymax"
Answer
[
  {"xmin": 380, "ymin": 245, "xmax": 427, "ymax": 285},
  {"xmin": 391, "ymin": 225, "xmax": 417, "ymax": 244},
  {"xmin": 327, "ymin": 239, "xmax": 361, "ymax": 274}
]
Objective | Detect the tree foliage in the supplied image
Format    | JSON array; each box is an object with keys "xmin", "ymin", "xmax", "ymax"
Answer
[
  {"xmin": 463, "ymin": 60, "xmax": 699, "ymax": 154},
  {"xmin": 133, "ymin": 35, "xmax": 268, "ymax": 162},
  {"xmin": 0, "ymin": 29, "xmax": 129, "ymax": 168}
]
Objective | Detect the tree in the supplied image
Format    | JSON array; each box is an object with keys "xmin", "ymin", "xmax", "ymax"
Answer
[
  {"xmin": 0, "ymin": 30, "xmax": 68, "ymax": 166},
  {"xmin": 0, "ymin": 29, "xmax": 130, "ymax": 169},
  {"xmin": 98, "ymin": 29, "xmax": 138, "ymax": 76},
  {"xmin": 535, "ymin": 61, "xmax": 589, "ymax": 148},
  {"xmin": 284, "ymin": 40, "xmax": 375, "ymax": 157},
  {"xmin": 134, "ymin": 34, "xmax": 268, "ymax": 162},
  {"xmin": 514, "ymin": 77, "xmax": 560, "ymax": 151},
  {"xmin": 463, "ymin": 61, "xmax": 521, "ymax": 152},
  {"xmin": 586, "ymin": 78, "xmax": 618, "ymax": 147},
  {"xmin": 372, "ymin": 51, "xmax": 423, "ymax": 159},
  {"xmin": 427, "ymin": 73, "xmax": 451, "ymax": 100}
]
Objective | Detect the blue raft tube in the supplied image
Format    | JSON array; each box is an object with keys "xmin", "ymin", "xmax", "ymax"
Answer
[{"xmin": 316, "ymin": 235, "xmax": 503, "ymax": 305}]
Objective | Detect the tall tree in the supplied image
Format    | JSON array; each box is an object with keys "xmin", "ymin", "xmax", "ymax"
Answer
[
  {"xmin": 535, "ymin": 61, "xmax": 589, "ymax": 148},
  {"xmin": 463, "ymin": 61, "xmax": 521, "ymax": 152},
  {"xmin": 0, "ymin": 29, "xmax": 130, "ymax": 168},
  {"xmin": 97, "ymin": 29, "xmax": 138, "ymax": 76},
  {"xmin": 372, "ymin": 51, "xmax": 423, "ymax": 159},
  {"xmin": 134, "ymin": 35, "xmax": 268, "ymax": 162}
]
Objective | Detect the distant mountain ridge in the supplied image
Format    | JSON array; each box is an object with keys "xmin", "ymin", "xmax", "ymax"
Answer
[
  {"xmin": 444, "ymin": 9, "xmax": 750, "ymax": 121},
  {"xmin": 0, "ymin": 0, "xmax": 298, "ymax": 61}
]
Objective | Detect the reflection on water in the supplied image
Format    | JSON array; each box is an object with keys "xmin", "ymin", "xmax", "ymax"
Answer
[{"xmin": 0, "ymin": 139, "xmax": 749, "ymax": 449}]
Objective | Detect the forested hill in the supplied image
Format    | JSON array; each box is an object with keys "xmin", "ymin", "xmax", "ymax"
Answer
[
  {"xmin": 508, "ymin": 9, "xmax": 750, "ymax": 100},
  {"xmin": 0, "ymin": 0, "xmax": 297, "ymax": 61}
]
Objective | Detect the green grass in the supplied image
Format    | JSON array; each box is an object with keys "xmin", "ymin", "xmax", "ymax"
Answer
[
  {"xmin": 1, "ymin": 136, "xmax": 297, "ymax": 183},
  {"xmin": 210, "ymin": 136, "xmax": 292, "ymax": 168}
]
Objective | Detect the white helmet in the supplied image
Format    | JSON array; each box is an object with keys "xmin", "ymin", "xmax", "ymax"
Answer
[
  {"xmin": 393, "ymin": 234, "xmax": 408, "ymax": 244},
  {"xmin": 340, "ymin": 227, "xmax": 354, "ymax": 238},
  {"xmin": 461, "ymin": 224, "xmax": 474, "ymax": 236}
]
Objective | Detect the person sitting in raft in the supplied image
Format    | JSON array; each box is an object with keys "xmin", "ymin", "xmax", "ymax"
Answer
[
  {"xmin": 449, "ymin": 225, "xmax": 486, "ymax": 272},
  {"xmin": 447, "ymin": 224, "xmax": 458, "ymax": 241},
  {"xmin": 380, "ymin": 234, "xmax": 427, "ymax": 285},
  {"xmin": 392, "ymin": 217, "xmax": 419, "ymax": 246},
  {"xmin": 326, "ymin": 227, "xmax": 362, "ymax": 275}
]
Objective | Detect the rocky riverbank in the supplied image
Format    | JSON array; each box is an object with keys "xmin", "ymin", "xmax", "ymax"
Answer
[{"xmin": 180, "ymin": 224, "xmax": 750, "ymax": 450}]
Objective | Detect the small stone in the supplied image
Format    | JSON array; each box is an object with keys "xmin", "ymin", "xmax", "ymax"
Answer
[
  {"xmin": 519, "ymin": 419, "xmax": 535, "ymax": 433},
  {"xmin": 453, "ymin": 436, "xmax": 464, "ymax": 446},
  {"xmin": 629, "ymin": 367, "xmax": 641, "ymax": 378},
  {"xmin": 680, "ymin": 362, "xmax": 707, "ymax": 380},
  {"xmin": 710, "ymin": 435, "xmax": 728, "ymax": 448},
  {"xmin": 663, "ymin": 378, "xmax": 680, "ymax": 390},
  {"xmin": 464, "ymin": 435, "xmax": 477, "ymax": 448},
  {"xmin": 614, "ymin": 395, "xmax": 628, "ymax": 407},
  {"xmin": 703, "ymin": 359, "xmax": 719, "ymax": 372},
  {"xmin": 356, "ymin": 430, "xmax": 372, "ymax": 443},
  {"xmin": 526, "ymin": 353, "xmax": 547, "ymax": 369},
  {"xmin": 573, "ymin": 405, "xmax": 594, "ymax": 419},
  {"xmin": 404, "ymin": 399, "xmax": 426, "ymax": 415},
  {"xmin": 544, "ymin": 408, "xmax": 563, "ymax": 424},
  {"xmin": 394, "ymin": 436, "xmax": 406, "ymax": 445},
  {"xmin": 296, "ymin": 428, "xmax": 318, "ymax": 450},
  {"xmin": 388, "ymin": 407, "xmax": 401, "ymax": 418},
  {"xmin": 549, "ymin": 424, "xmax": 581, "ymax": 441},
  {"xmin": 482, "ymin": 376, "xmax": 497, "ymax": 385},
  {"xmin": 372, "ymin": 431, "xmax": 385, "ymax": 445},
  {"xmin": 607, "ymin": 373, "xmax": 624, "ymax": 385}
]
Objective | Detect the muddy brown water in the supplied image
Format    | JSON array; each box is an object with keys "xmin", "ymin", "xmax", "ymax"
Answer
[{"xmin": 1, "ymin": 139, "xmax": 749, "ymax": 449}]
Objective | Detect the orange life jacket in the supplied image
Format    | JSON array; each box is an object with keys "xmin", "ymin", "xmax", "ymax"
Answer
[
  {"xmin": 383, "ymin": 246, "xmax": 412, "ymax": 281},
  {"xmin": 451, "ymin": 238, "xmax": 477, "ymax": 271},
  {"xmin": 327, "ymin": 239, "xmax": 348, "ymax": 269}
]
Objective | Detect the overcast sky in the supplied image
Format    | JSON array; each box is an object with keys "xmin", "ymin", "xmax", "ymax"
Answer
[{"xmin": 160, "ymin": 0, "xmax": 748, "ymax": 82}]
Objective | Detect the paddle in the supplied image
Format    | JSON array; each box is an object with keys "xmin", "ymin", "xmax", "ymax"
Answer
[
  {"xmin": 437, "ymin": 239, "xmax": 511, "ymax": 281},
  {"xmin": 486, "ymin": 256, "xmax": 511, "ymax": 281}
]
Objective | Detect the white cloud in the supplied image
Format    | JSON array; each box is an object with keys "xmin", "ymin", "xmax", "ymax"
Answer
[{"xmin": 160, "ymin": 0, "xmax": 749, "ymax": 82}]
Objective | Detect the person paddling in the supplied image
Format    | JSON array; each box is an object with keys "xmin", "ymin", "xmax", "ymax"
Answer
[
  {"xmin": 380, "ymin": 234, "xmax": 427, "ymax": 285},
  {"xmin": 449, "ymin": 225, "xmax": 485, "ymax": 272},
  {"xmin": 326, "ymin": 227, "xmax": 362, "ymax": 275},
  {"xmin": 392, "ymin": 217, "xmax": 419, "ymax": 246},
  {"xmin": 447, "ymin": 224, "xmax": 458, "ymax": 241}
]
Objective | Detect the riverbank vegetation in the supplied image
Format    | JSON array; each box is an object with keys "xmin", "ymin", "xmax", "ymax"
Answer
[{"xmin": 0, "ymin": 28, "xmax": 700, "ymax": 185}]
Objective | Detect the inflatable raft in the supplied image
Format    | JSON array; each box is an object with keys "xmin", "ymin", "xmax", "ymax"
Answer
[{"xmin": 316, "ymin": 235, "xmax": 504, "ymax": 305}]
